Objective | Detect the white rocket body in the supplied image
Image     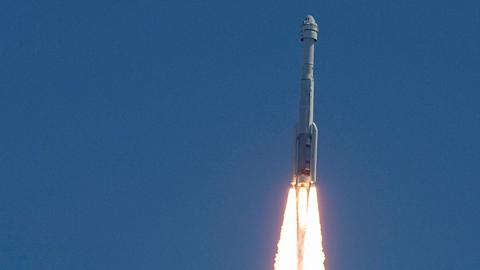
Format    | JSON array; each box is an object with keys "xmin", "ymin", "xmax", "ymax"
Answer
[{"xmin": 292, "ymin": 15, "xmax": 318, "ymax": 188}]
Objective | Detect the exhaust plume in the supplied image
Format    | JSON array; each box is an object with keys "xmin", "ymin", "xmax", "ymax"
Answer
[
  {"xmin": 274, "ymin": 186, "xmax": 325, "ymax": 270},
  {"xmin": 274, "ymin": 188, "xmax": 298, "ymax": 270}
]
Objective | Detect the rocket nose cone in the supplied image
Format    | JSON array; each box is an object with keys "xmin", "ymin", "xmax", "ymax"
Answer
[{"xmin": 304, "ymin": 15, "xmax": 316, "ymax": 25}]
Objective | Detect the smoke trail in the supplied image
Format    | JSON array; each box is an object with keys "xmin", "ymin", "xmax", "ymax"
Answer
[{"xmin": 274, "ymin": 188, "xmax": 298, "ymax": 270}]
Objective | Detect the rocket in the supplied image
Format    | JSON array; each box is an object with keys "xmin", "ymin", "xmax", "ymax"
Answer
[{"xmin": 292, "ymin": 15, "xmax": 319, "ymax": 188}]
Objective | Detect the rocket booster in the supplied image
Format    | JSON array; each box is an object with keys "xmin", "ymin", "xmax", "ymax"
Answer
[{"xmin": 292, "ymin": 15, "xmax": 318, "ymax": 188}]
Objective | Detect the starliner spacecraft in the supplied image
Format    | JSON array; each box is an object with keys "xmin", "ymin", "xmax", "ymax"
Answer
[{"xmin": 292, "ymin": 15, "xmax": 319, "ymax": 188}]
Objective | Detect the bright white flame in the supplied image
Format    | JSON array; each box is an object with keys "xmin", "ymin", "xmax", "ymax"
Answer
[
  {"xmin": 296, "ymin": 187, "xmax": 308, "ymax": 270},
  {"xmin": 302, "ymin": 186, "xmax": 326, "ymax": 270},
  {"xmin": 274, "ymin": 185, "xmax": 326, "ymax": 270},
  {"xmin": 274, "ymin": 188, "xmax": 298, "ymax": 270},
  {"xmin": 297, "ymin": 188, "xmax": 308, "ymax": 230}
]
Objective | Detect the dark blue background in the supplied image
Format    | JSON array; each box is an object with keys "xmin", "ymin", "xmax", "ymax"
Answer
[{"xmin": 1, "ymin": 0, "xmax": 479, "ymax": 269}]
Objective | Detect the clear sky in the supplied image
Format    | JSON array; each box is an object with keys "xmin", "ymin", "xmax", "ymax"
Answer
[{"xmin": 1, "ymin": 0, "xmax": 479, "ymax": 269}]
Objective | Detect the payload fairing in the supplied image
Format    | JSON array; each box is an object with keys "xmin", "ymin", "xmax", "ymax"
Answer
[{"xmin": 292, "ymin": 15, "xmax": 318, "ymax": 188}]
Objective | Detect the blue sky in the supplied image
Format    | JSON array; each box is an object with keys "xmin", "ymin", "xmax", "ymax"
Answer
[{"xmin": 1, "ymin": 0, "xmax": 479, "ymax": 269}]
